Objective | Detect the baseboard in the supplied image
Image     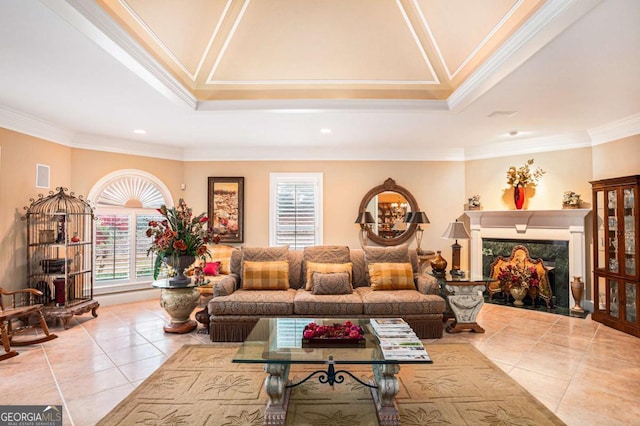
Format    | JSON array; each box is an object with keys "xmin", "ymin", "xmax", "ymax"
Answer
[{"xmin": 95, "ymin": 288, "xmax": 160, "ymax": 307}]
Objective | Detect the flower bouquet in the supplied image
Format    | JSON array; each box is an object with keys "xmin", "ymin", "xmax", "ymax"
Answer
[
  {"xmin": 497, "ymin": 263, "xmax": 540, "ymax": 290},
  {"xmin": 302, "ymin": 321, "xmax": 365, "ymax": 347}
]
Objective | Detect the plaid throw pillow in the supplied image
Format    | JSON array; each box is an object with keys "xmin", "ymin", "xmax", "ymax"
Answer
[
  {"xmin": 368, "ymin": 262, "xmax": 415, "ymax": 291},
  {"xmin": 242, "ymin": 260, "xmax": 290, "ymax": 290},
  {"xmin": 209, "ymin": 244, "xmax": 238, "ymax": 274},
  {"xmin": 304, "ymin": 261, "xmax": 353, "ymax": 290}
]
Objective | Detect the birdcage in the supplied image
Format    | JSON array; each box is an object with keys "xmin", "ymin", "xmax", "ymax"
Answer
[{"xmin": 24, "ymin": 187, "xmax": 99, "ymax": 328}]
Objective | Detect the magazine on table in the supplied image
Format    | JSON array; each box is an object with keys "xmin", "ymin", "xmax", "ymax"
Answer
[{"xmin": 370, "ymin": 318, "xmax": 431, "ymax": 361}]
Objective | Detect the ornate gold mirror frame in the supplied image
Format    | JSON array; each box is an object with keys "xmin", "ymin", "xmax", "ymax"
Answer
[{"xmin": 358, "ymin": 178, "xmax": 419, "ymax": 246}]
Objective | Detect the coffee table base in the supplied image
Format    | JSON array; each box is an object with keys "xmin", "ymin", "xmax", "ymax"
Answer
[{"xmin": 261, "ymin": 361, "xmax": 401, "ymax": 426}]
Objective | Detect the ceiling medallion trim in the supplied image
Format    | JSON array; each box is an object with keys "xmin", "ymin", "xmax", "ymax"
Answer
[{"xmin": 205, "ymin": 79, "xmax": 440, "ymax": 86}]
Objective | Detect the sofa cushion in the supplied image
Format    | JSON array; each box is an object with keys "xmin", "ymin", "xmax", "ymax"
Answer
[
  {"xmin": 242, "ymin": 245, "xmax": 289, "ymax": 262},
  {"xmin": 368, "ymin": 262, "xmax": 415, "ymax": 291},
  {"xmin": 209, "ymin": 244, "xmax": 238, "ymax": 274},
  {"xmin": 302, "ymin": 245, "xmax": 351, "ymax": 287},
  {"xmin": 210, "ymin": 288, "xmax": 296, "ymax": 315},
  {"xmin": 294, "ymin": 289, "xmax": 363, "ymax": 316},
  {"xmin": 363, "ymin": 244, "xmax": 410, "ymax": 264},
  {"xmin": 356, "ymin": 287, "xmax": 445, "ymax": 316},
  {"xmin": 349, "ymin": 250, "xmax": 368, "ymax": 288},
  {"xmin": 304, "ymin": 261, "xmax": 353, "ymax": 290},
  {"xmin": 242, "ymin": 260, "xmax": 290, "ymax": 290},
  {"xmin": 311, "ymin": 272, "xmax": 353, "ymax": 295}
]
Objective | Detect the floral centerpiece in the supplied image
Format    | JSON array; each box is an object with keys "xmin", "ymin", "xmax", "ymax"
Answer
[
  {"xmin": 302, "ymin": 321, "xmax": 364, "ymax": 346},
  {"xmin": 506, "ymin": 159, "xmax": 545, "ymax": 187},
  {"xmin": 146, "ymin": 199, "xmax": 213, "ymax": 283},
  {"xmin": 562, "ymin": 191, "xmax": 582, "ymax": 208},
  {"xmin": 497, "ymin": 263, "xmax": 540, "ymax": 306}
]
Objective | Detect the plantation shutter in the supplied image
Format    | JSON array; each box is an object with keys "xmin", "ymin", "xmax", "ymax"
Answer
[
  {"xmin": 270, "ymin": 173, "xmax": 323, "ymax": 250},
  {"xmin": 135, "ymin": 214, "xmax": 162, "ymax": 278},
  {"xmin": 95, "ymin": 215, "xmax": 130, "ymax": 281}
]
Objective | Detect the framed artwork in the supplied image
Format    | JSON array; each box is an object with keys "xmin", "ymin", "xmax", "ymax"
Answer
[{"xmin": 208, "ymin": 177, "xmax": 244, "ymax": 243}]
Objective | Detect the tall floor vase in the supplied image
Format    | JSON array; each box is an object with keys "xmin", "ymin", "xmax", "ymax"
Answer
[
  {"xmin": 514, "ymin": 185, "xmax": 526, "ymax": 210},
  {"xmin": 510, "ymin": 286, "xmax": 527, "ymax": 306}
]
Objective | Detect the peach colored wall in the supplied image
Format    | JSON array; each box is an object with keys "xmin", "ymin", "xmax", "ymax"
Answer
[
  {"xmin": 0, "ymin": 129, "xmax": 72, "ymax": 292},
  {"xmin": 70, "ymin": 148, "xmax": 184, "ymax": 203},
  {"xmin": 181, "ymin": 160, "xmax": 465, "ymax": 256},
  {"xmin": 464, "ymin": 148, "xmax": 594, "ymax": 211},
  {"xmin": 591, "ymin": 135, "xmax": 640, "ymax": 180}
]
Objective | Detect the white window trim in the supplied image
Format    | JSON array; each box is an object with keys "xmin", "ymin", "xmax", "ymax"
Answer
[
  {"xmin": 88, "ymin": 169, "xmax": 172, "ymax": 295},
  {"xmin": 269, "ymin": 172, "xmax": 323, "ymax": 248}
]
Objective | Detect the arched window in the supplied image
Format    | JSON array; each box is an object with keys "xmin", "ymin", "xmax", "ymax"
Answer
[{"xmin": 88, "ymin": 170, "xmax": 173, "ymax": 292}]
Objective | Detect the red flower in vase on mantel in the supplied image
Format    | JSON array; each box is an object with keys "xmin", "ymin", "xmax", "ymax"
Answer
[{"xmin": 506, "ymin": 159, "xmax": 545, "ymax": 209}]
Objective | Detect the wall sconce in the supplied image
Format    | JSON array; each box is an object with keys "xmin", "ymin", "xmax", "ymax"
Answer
[
  {"xmin": 409, "ymin": 211, "xmax": 430, "ymax": 254},
  {"xmin": 354, "ymin": 211, "xmax": 375, "ymax": 246},
  {"xmin": 441, "ymin": 219, "xmax": 471, "ymax": 276}
]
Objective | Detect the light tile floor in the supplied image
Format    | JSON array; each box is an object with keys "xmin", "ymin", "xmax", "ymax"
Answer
[{"xmin": 2, "ymin": 299, "xmax": 640, "ymax": 426}]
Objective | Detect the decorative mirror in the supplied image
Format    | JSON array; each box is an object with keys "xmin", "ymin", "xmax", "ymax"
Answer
[{"xmin": 358, "ymin": 178, "xmax": 419, "ymax": 246}]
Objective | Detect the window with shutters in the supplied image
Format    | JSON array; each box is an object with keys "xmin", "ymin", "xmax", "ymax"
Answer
[
  {"xmin": 88, "ymin": 170, "xmax": 173, "ymax": 293},
  {"xmin": 270, "ymin": 173, "xmax": 323, "ymax": 249}
]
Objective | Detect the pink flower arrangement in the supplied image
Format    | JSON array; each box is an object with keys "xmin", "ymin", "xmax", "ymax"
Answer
[
  {"xmin": 497, "ymin": 263, "xmax": 540, "ymax": 290},
  {"xmin": 303, "ymin": 321, "xmax": 364, "ymax": 340}
]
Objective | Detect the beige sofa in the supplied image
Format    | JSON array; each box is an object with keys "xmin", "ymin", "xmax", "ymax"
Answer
[{"xmin": 207, "ymin": 245, "xmax": 445, "ymax": 341}]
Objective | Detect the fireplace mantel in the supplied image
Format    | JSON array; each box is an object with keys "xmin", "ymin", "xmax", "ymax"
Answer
[{"xmin": 465, "ymin": 209, "xmax": 592, "ymax": 310}]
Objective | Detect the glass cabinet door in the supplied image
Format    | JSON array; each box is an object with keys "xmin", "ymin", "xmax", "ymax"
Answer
[
  {"xmin": 607, "ymin": 190, "xmax": 619, "ymax": 273},
  {"xmin": 596, "ymin": 190, "xmax": 606, "ymax": 270},
  {"xmin": 623, "ymin": 187, "xmax": 636, "ymax": 276},
  {"xmin": 626, "ymin": 282, "xmax": 637, "ymax": 323}
]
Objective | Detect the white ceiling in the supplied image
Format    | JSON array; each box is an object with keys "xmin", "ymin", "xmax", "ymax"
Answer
[{"xmin": 0, "ymin": 0, "xmax": 639, "ymax": 161}]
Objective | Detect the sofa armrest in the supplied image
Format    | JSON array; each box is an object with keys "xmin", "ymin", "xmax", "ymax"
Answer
[
  {"xmin": 416, "ymin": 274, "xmax": 440, "ymax": 295},
  {"xmin": 213, "ymin": 273, "xmax": 240, "ymax": 297}
]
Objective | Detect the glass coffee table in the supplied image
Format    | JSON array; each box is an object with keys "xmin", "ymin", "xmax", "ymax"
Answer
[{"xmin": 232, "ymin": 318, "xmax": 433, "ymax": 426}]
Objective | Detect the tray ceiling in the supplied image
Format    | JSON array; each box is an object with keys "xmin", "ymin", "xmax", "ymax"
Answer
[{"xmin": 97, "ymin": 0, "xmax": 545, "ymax": 101}]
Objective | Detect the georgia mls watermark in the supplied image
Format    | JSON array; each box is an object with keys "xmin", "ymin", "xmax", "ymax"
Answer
[{"xmin": 0, "ymin": 405, "xmax": 62, "ymax": 426}]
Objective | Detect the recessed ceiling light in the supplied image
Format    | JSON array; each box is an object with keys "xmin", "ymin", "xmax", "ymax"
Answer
[
  {"xmin": 320, "ymin": 128, "xmax": 332, "ymax": 134},
  {"xmin": 133, "ymin": 129, "xmax": 146, "ymax": 134},
  {"xmin": 508, "ymin": 130, "xmax": 519, "ymax": 136},
  {"xmin": 488, "ymin": 111, "xmax": 519, "ymax": 118}
]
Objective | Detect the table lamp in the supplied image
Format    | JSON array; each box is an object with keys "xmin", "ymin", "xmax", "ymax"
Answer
[
  {"xmin": 409, "ymin": 211, "xmax": 430, "ymax": 255},
  {"xmin": 441, "ymin": 219, "xmax": 471, "ymax": 276},
  {"xmin": 354, "ymin": 211, "xmax": 375, "ymax": 246}
]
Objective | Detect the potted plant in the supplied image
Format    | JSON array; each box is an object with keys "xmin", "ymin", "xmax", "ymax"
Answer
[
  {"xmin": 146, "ymin": 199, "xmax": 214, "ymax": 285},
  {"xmin": 497, "ymin": 263, "xmax": 540, "ymax": 306},
  {"xmin": 562, "ymin": 191, "xmax": 582, "ymax": 209},
  {"xmin": 468, "ymin": 195, "xmax": 481, "ymax": 210}
]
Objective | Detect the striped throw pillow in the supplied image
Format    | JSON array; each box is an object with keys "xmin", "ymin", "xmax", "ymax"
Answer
[
  {"xmin": 242, "ymin": 260, "xmax": 290, "ymax": 290},
  {"xmin": 305, "ymin": 261, "xmax": 353, "ymax": 290},
  {"xmin": 368, "ymin": 262, "xmax": 415, "ymax": 291}
]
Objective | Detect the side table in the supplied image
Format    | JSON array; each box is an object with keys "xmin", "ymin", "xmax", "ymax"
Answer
[
  {"xmin": 152, "ymin": 279, "xmax": 209, "ymax": 334},
  {"xmin": 445, "ymin": 282, "xmax": 486, "ymax": 333}
]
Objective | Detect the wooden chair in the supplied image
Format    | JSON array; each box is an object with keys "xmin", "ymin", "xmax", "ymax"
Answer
[{"xmin": 1, "ymin": 287, "xmax": 58, "ymax": 361}]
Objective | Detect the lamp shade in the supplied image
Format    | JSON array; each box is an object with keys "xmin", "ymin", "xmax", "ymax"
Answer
[
  {"xmin": 441, "ymin": 220, "xmax": 470, "ymax": 240},
  {"xmin": 354, "ymin": 211, "xmax": 375, "ymax": 224},
  {"xmin": 403, "ymin": 212, "xmax": 414, "ymax": 223},
  {"xmin": 410, "ymin": 211, "xmax": 430, "ymax": 224}
]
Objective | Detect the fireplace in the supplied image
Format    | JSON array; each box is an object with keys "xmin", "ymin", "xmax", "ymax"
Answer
[{"xmin": 465, "ymin": 209, "xmax": 591, "ymax": 311}]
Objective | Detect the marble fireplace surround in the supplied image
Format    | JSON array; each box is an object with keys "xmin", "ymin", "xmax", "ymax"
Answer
[{"xmin": 465, "ymin": 209, "xmax": 592, "ymax": 311}]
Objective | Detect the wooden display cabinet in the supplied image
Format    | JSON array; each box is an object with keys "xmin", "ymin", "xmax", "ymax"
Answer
[
  {"xmin": 24, "ymin": 187, "xmax": 99, "ymax": 328},
  {"xmin": 591, "ymin": 175, "xmax": 639, "ymax": 337}
]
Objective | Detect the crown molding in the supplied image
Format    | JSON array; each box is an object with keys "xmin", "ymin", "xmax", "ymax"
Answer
[
  {"xmin": 71, "ymin": 133, "xmax": 184, "ymax": 160},
  {"xmin": 588, "ymin": 113, "xmax": 640, "ymax": 145},
  {"xmin": 464, "ymin": 131, "xmax": 593, "ymax": 161},
  {"xmin": 0, "ymin": 106, "xmax": 75, "ymax": 145},
  {"xmin": 448, "ymin": 0, "xmax": 603, "ymax": 112},
  {"xmin": 197, "ymin": 98, "xmax": 449, "ymax": 112},
  {"xmin": 43, "ymin": 0, "xmax": 197, "ymax": 110}
]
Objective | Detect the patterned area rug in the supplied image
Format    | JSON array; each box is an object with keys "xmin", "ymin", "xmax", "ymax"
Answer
[{"xmin": 98, "ymin": 343, "xmax": 565, "ymax": 425}]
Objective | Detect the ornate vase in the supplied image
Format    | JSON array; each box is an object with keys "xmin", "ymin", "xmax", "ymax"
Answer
[
  {"xmin": 430, "ymin": 251, "xmax": 448, "ymax": 274},
  {"xmin": 510, "ymin": 286, "xmax": 527, "ymax": 306},
  {"xmin": 165, "ymin": 255, "xmax": 196, "ymax": 286},
  {"xmin": 514, "ymin": 184, "xmax": 526, "ymax": 210},
  {"xmin": 570, "ymin": 276, "xmax": 585, "ymax": 313}
]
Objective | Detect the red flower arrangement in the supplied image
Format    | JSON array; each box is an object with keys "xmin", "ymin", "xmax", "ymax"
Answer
[
  {"xmin": 497, "ymin": 263, "xmax": 540, "ymax": 290},
  {"xmin": 303, "ymin": 321, "xmax": 364, "ymax": 341},
  {"xmin": 146, "ymin": 199, "xmax": 214, "ymax": 279}
]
